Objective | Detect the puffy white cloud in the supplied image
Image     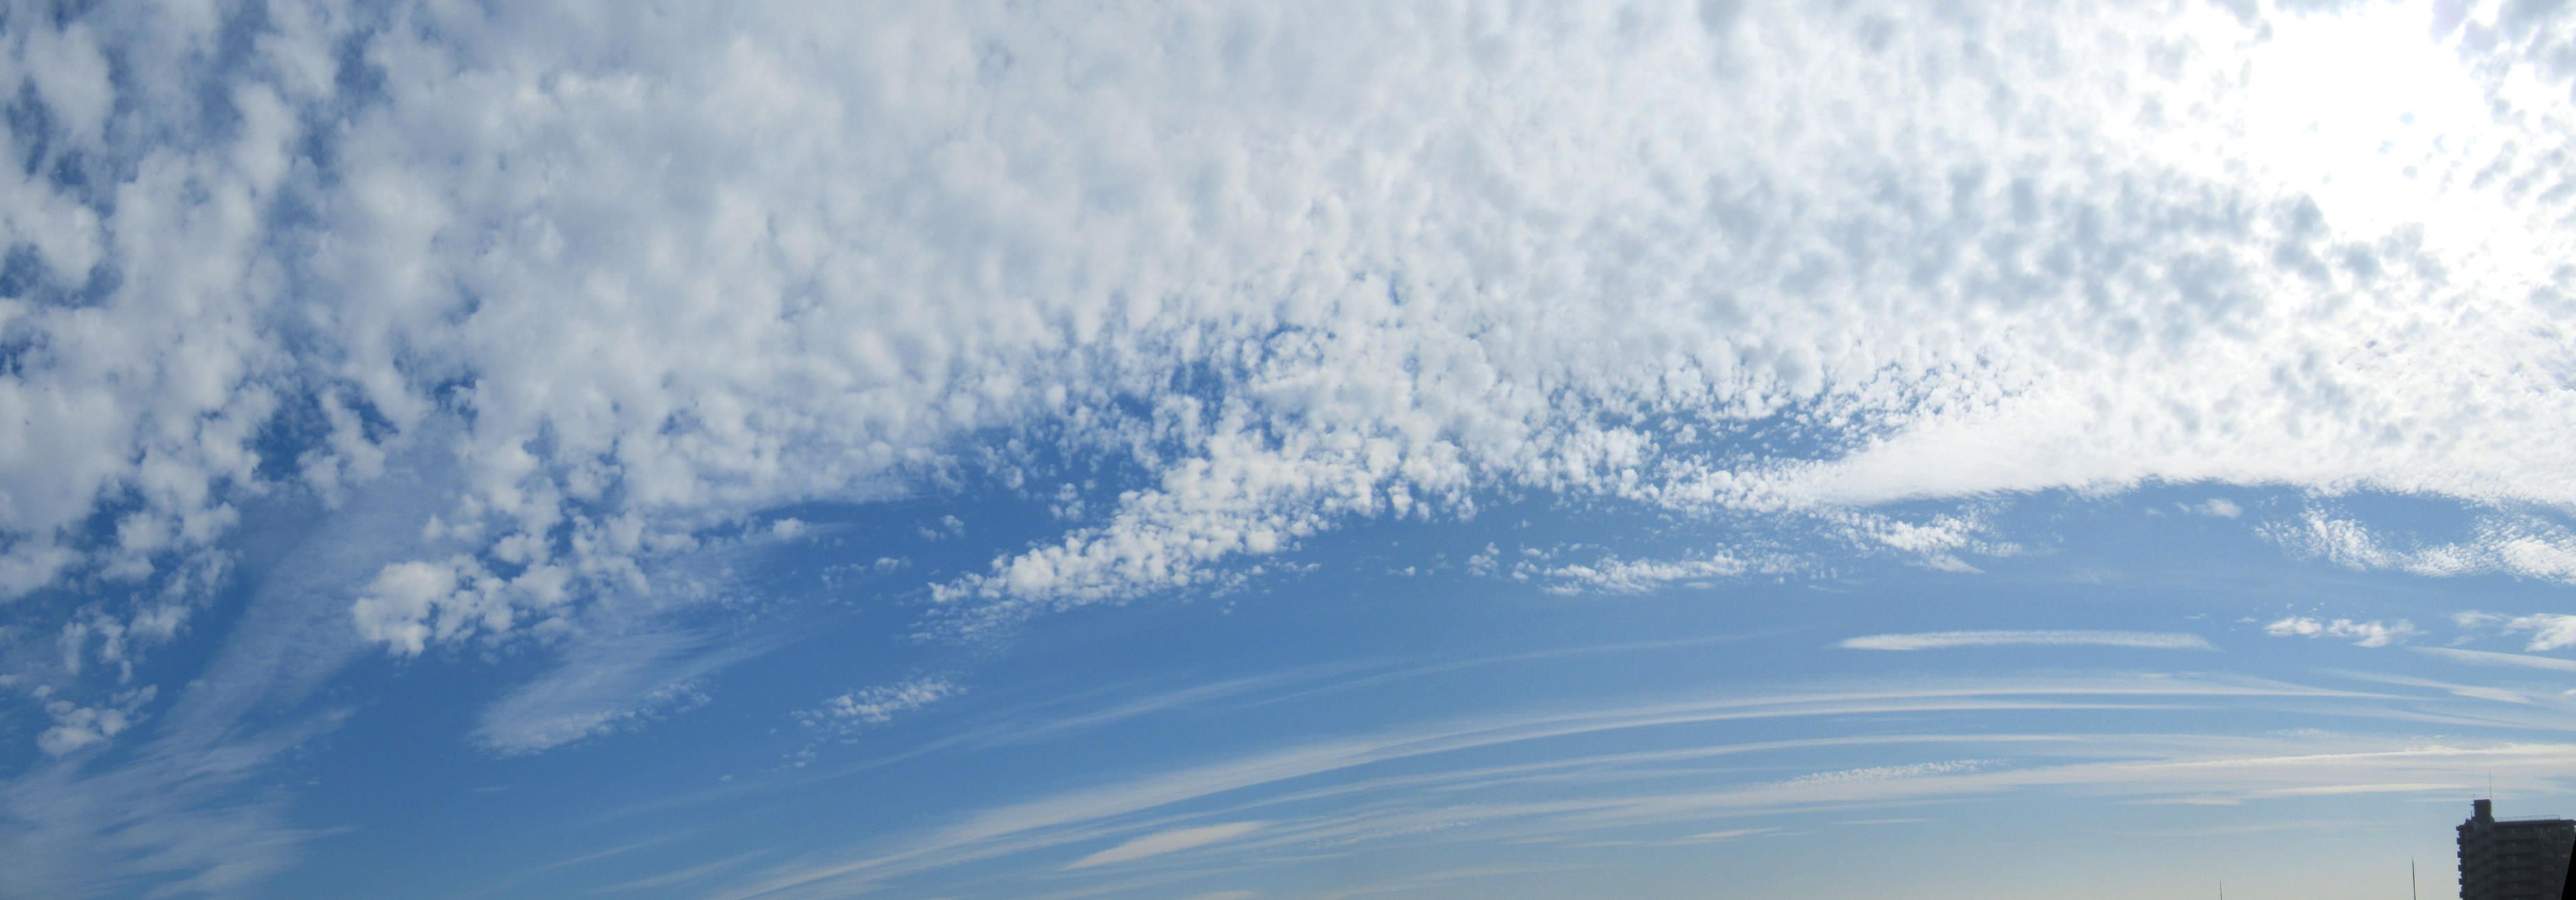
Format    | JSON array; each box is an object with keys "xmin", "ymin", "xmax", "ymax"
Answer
[
  {"xmin": 2261, "ymin": 616, "xmax": 2422, "ymax": 647},
  {"xmin": 347, "ymin": 559, "xmax": 463, "ymax": 657}
]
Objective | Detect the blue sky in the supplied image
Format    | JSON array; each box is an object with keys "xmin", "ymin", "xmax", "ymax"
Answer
[{"xmin": 4, "ymin": 1, "xmax": 2576, "ymax": 897}]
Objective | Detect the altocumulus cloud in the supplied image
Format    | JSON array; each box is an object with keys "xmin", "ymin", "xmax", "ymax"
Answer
[
  {"xmin": 0, "ymin": 0, "xmax": 2572, "ymax": 648},
  {"xmin": 2261, "ymin": 616, "xmax": 2423, "ymax": 648},
  {"xmin": 2, "ymin": 0, "xmax": 2575, "ymax": 820},
  {"xmin": 800, "ymin": 677, "xmax": 964, "ymax": 734}
]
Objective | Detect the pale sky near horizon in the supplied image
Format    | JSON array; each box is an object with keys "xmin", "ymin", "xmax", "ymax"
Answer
[{"xmin": 3, "ymin": 1, "xmax": 2576, "ymax": 897}]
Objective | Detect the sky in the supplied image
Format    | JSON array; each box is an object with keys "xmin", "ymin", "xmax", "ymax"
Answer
[{"xmin": 3, "ymin": 0, "xmax": 2576, "ymax": 897}]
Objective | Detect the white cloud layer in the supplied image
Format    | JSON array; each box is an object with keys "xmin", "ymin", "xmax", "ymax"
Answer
[{"xmin": 0, "ymin": 0, "xmax": 2570, "ymax": 660}]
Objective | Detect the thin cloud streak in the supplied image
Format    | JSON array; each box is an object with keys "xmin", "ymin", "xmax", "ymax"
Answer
[
  {"xmin": 1839, "ymin": 631, "xmax": 2217, "ymax": 652},
  {"xmin": 2414, "ymin": 646, "xmax": 2576, "ymax": 673},
  {"xmin": 1066, "ymin": 821, "xmax": 1266, "ymax": 870},
  {"xmin": 708, "ymin": 674, "xmax": 2401, "ymax": 899}
]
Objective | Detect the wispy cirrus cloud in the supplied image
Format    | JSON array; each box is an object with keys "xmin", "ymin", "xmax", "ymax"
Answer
[
  {"xmin": 1066, "ymin": 821, "xmax": 1265, "ymax": 870},
  {"xmin": 1838, "ymin": 631, "xmax": 2215, "ymax": 652},
  {"xmin": 2413, "ymin": 646, "xmax": 2576, "ymax": 673},
  {"xmin": 704, "ymin": 668, "xmax": 2562, "ymax": 900},
  {"xmin": 707, "ymin": 673, "xmax": 2382, "ymax": 899}
]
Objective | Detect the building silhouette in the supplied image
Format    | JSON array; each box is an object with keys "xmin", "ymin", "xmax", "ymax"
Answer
[{"xmin": 2456, "ymin": 798, "xmax": 2575, "ymax": 900}]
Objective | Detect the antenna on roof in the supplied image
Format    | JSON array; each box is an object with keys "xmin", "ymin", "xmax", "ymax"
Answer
[{"xmin": 2411, "ymin": 857, "xmax": 2417, "ymax": 900}]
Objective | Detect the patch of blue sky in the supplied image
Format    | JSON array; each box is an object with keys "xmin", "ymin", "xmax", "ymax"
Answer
[{"xmin": 225, "ymin": 480, "xmax": 2568, "ymax": 898}]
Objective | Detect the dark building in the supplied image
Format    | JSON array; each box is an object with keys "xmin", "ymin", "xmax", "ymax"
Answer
[{"xmin": 2456, "ymin": 798, "xmax": 2575, "ymax": 900}]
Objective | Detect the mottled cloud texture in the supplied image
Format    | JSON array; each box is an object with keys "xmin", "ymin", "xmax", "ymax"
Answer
[
  {"xmin": 6, "ymin": 0, "xmax": 2576, "ymax": 892},
  {"xmin": 3, "ymin": 0, "xmax": 2574, "ymax": 649}
]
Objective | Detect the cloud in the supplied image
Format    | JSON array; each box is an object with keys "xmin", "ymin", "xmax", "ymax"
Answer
[
  {"xmin": 712, "ymin": 682, "xmax": 2571, "ymax": 899},
  {"xmin": 473, "ymin": 630, "xmax": 735, "ymax": 756},
  {"xmin": 592, "ymin": 851, "xmax": 770, "ymax": 894},
  {"xmin": 2501, "ymin": 614, "xmax": 2576, "ymax": 652},
  {"xmin": 2246, "ymin": 782, "xmax": 2463, "ymax": 798},
  {"xmin": 1538, "ymin": 552, "xmax": 1764, "ymax": 595},
  {"xmin": 2265, "ymin": 512, "xmax": 2576, "ymax": 591},
  {"xmin": 1784, "ymin": 759, "xmax": 1994, "ymax": 786},
  {"xmin": 34, "ymin": 686, "xmax": 155, "ymax": 757},
  {"xmin": 1066, "ymin": 821, "xmax": 1265, "ymax": 869},
  {"xmin": 469, "ymin": 527, "xmax": 818, "ymax": 756},
  {"xmin": 6, "ymin": 0, "xmax": 2576, "ymax": 891},
  {"xmin": 0, "ymin": 0, "xmax": 2567, "ymax": 658},
  {"xmin": 801, "ymin": 677, "xmax": 964, "ymax": 732},
  {"xmin": 2262, "ymin": 616, "xmax": 2423, "ymax": 647},
  {"xmin": 710, "ymin": 674, "xmax": 2364, "ymax": 899},
  {"xmin": 1838, "ymin": 631, "xmax": 2216, "ymax": 652},
  {"xmin": 2325, "ymin": 670, "xmax": 2534, "ymax": 706},
  {"xmin": 2452, "ymin": 610, "xmax": 2576, "ymax": 650},
  {"xmin": 2412, "ymin": 646, "xmax": 2576, "ymax": 673},
  {"xmin": 2190, "ymin": 498, "xmax": 2243, "ymax": 519}
]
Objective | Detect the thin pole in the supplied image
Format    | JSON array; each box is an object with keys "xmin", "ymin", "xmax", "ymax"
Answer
[{"xmin": 2412, "ymin": 858, "xmax": 2418, "ymax": 900}]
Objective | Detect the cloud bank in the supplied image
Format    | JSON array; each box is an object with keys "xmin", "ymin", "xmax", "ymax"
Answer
[{"xmin": 0, "ymin": 0, "xmax": 2571, "ymax": 657}]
